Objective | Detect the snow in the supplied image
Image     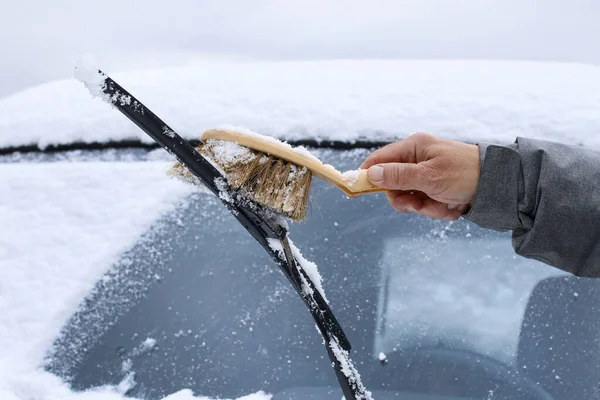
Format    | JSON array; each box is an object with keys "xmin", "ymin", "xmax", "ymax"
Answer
[
  {"xmin": 205, "ymin": 139, "xmax": 256, "ymax": 165},
  {"xmin": 378, "ymin": 352, "xmax": 387, "ymax": 362},
  {"xmin": 342, "ymin": 170, "xmax": 360, "ymax": 186},
  {"xmin": 3, "ymin": 60, "xmax": 600, "ymax": 150},
  {"xmin": 74, "ymin": 55, "xmax": 137, "ymax": 109},
  {"xmin": 210, "ymin": 127, "xmax": 340, "ymax": 179},
  {"xmin": 0, "ymin": 161, "xmax": 269, "ymax": 400},
  {"xmin": 141, "ymin": 337, "xmax": 157, "ymax": 351},
  {"xmin": 215, "ymin": 125, "xmax": 328, "ymax": 167},
  {"xmin": 266, "ymin": 236, "xmax": 373, "ymax": 398},
  {"xmin": 73, "ymin": 54, "xmax": 106, "ymax": 99},
  {"xmin": 162, "ymin": 390, "xmax": 271, "ymax": 400},
  {"xmin": 218, "ymin": 125, "xmax": 296, "ymax": 151},
  {"xmin": 267, "ymin": 237, "xmax": 328, "ymax": 303},
  {"xmin": 329, "ymin": 337, "xmax": 372, "ymax": 400},
  {"xmin": 214, "ymin": 177, "xmax": 234, "ymax": 203}
]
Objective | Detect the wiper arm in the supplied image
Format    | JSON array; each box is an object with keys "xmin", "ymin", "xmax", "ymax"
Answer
[{"xmin": 83, "ymin": 72, "xmax": 371, "ymax": 399}]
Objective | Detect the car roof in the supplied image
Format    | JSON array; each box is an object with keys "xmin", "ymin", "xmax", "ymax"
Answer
[{"xmin": 1, "ymin": 60, "xmax": 600, "ymax": 153}]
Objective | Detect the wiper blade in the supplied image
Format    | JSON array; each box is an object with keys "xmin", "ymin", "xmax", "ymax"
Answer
[{"xmin": 87, "ymin": 72, "xmax": 370, "ymax": 399}]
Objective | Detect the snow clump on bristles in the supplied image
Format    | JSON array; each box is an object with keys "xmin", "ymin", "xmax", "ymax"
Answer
[{"xmin": 168, "ymin": 139, "xmax": 311, "ymax": 222}]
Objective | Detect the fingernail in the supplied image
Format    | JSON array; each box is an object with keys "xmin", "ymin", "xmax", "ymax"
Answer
[
  {"xmin": 447, "ymin": 204, "xmax": 458, "ymax": 210},
  {"xmin": 368, "ymin": 165, "xmax": 384, "ymax": 182},
  {"xmin": 406, "ymin": 207, "xmax": 416, "ymax": 213}
]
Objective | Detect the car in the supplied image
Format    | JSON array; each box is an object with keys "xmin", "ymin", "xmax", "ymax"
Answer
[{"xmin": 2, "ymin": 60, "xmax": 600, "ymax": 400}]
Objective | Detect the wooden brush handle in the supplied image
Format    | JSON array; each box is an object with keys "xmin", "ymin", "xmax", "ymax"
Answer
[
  {"xmin": 201, "ymin": 129, "xmax": 389, "ymax": 198},
  {"xmin": 344, "ymin": 169, "xmax": 388, "ymax": 198}
]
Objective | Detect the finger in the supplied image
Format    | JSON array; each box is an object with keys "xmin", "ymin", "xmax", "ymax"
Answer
[
  {"xmin": 389, "ymin": 191, "xmax": 463, "ymax": 220},
  {"xmin": 385, "ymin": 190, "xmax": 422, "ymax": 213},
  {"xmin": 386, "ymin": 190, "xmax": 423, "ymax": 212},
  {"xmin": 367, "ymin": 162, "xmax": 433, "ymax": 192},
  {"xmin": 447, "ymin": 203, "xmax": 470, "ymax": 212},
  {"xmin": 360, "ymin": 133, "xmax": 434, "ymax": 169},
  {"xmin": 418, "ymin": 196, "xmax": 463, "ymax": 220},
  {"xmin": 360, "ymin": 140, "xmax": 417, "ymax": 170}
]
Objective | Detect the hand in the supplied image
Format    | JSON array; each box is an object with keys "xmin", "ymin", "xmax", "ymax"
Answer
[{"xmin": 360, "ymin": 133, "xmax": 480, "ymax": 221}]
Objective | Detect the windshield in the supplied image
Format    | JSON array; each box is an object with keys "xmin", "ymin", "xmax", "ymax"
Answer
[
  {"xmin": 47, "ymin": 148, "xmax": 599, "ymax": 400},
  {"xmin": 376, "ymin": 236, "xmax": 561, "ymax": 364}
]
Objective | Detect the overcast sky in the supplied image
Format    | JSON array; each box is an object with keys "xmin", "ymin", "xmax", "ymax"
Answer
[{"xmin": 1, "ymin": 0, "xmax": 600, "ymax": 98}]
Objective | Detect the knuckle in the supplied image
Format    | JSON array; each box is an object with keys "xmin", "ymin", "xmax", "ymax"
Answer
[
  {"xmin": 411, "ymin": 132, "xmax": 435, "ymax": 144},
  {"xmin": 363, "ymin": 153, "xmax": 378, "ymax": 164},
  {"xmin": 401, "ymin": 165, "xmax": 415, "ymax": 188},
  {"xmin": 384, "ymin": 164, "xmax": 402, "ymax": 186},
  {"xmin": 364, "ymin": 147, "xmax": 388, "ymax": 165}
]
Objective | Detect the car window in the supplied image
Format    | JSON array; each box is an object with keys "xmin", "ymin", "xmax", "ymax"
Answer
[
  {"xmin": 376, "ymin": 236, "xmax": 562, "ymax": 365},
  {"xmin": 46, "ymin": 148, "xmax": 600, "ymax": 400}
]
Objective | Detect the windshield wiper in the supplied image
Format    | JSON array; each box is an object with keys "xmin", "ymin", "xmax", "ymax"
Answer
[{"xmin": 80, "ymin": 71, "xmax": 371, "ymax": 399}]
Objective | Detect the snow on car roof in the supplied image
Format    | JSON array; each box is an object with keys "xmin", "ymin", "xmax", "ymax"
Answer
[{"xmin": 1, "ymin": 60, "xmax": 600, "ymax": 150}]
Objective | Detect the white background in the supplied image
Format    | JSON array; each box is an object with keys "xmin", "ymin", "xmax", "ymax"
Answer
[{"xmin": 2, "ymin": 0, "xmax": 600, "ymax": 97}]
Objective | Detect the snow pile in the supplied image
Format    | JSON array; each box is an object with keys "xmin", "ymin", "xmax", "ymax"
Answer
[
  {"xmin": 204, "ymin": 139, "xmax": 255, "ymax": 165},
  {"xmin": 73, "ymin": 54, "xmax": 107, "ymax": 99},
  {"xmin": 2, "ymin": 60, "xmax": 600, "ymax": 150},
  {"xmin": 74, "ymin": 54, "xmax": 141, "ymax": 110},
  {"xmin": 342, "ymin": 170, "xmax": 360, "ymax": 186},
  {"xmin": 0, "ymin": 161, "xmax": 270, "ymax": 400}
]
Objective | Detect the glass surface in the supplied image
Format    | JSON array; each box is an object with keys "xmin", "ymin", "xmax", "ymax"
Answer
[
  {"xmin": 47, "ymin": 149, "xmax": 600, "ymax": 400},
  {"xmin": 376, "ymin": 236, "xmax": 562, "ymax": 364}
]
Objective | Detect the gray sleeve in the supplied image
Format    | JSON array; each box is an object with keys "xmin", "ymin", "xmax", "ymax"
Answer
[{"xmin": 463, "ymin": 137, "xmax": 600, "ymax": 277}]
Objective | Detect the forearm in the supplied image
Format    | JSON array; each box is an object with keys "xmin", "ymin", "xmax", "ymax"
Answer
[{"xmin": 464, "ymin": 137, "xmax": 600, "ymax": 277}]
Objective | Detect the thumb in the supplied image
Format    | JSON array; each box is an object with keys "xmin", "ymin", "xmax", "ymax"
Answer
[{"xmin": 367, "ymin": 163, "xmax": 430, "ymax": 191}]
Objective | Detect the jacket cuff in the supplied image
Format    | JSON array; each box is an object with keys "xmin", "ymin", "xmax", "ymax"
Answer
[{"xmin": 463, "ymin": 143, "xmax": 522, "ymax": 231}]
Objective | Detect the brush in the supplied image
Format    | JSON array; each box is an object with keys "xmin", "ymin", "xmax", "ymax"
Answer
[{"xmin": 168, "ymin": 129, "xmax": 388, "ymax": 221}]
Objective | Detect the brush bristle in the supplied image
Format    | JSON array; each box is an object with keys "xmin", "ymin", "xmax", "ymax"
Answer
[{"xmin": 167, "ymin": 139, "xmax": 312, "ymax": 222}]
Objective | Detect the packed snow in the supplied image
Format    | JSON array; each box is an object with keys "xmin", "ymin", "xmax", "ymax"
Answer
[
  {"xmin": 203, "ymin": 139, "xmax": 255, "ymax": 165},
  {"xmin": 74, "ymin": 54, "xmax": 140, "ymax": 110},
  {"xmin": 342, "ymin": 170, "xmax": 360, "ymax": 186},
  {"xmin": 2, "ymin": 60, "xmax": 600, "ymax": 150},
  {"xmin": 0, "ymin": 161, "xmax": 269, "ymax": 400},
  {"xmin": 73, "ymin": 54, "xmax": 107, "ymax": 100}
]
